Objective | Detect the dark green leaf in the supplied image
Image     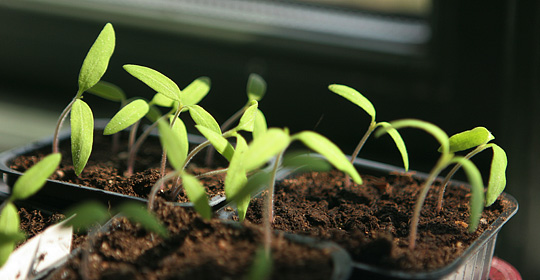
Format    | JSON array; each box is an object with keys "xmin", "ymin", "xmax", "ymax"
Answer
[
  {"xmin": 188, "ymin": 105, "xmax": 221, "ymax": 134},
  {"xmin": 104, "ymin": 99, "xmax": 149, "ymax": 135},
  {"xmin": 485, "ymin": 144, "xmax": 507, "ymax": 206},
  {"xmin": 195, "ymin": 125, "xmax": 234, "ymax": 161},
  {"xmin": 181, "ymin": 173, "xmax": 212, "ymax": 220},
  {"xmin": 247, "ymin": 73, "xmax": 266, "ymax": 102},
  {"xmin": 78, "ymin": 23, "xmax": 115, "ymax": 95},
  {"xmin": 157, "ymin": 119, "xmax": 186, "ymax": 171},
  {"xmin": 180, "ymin": 77, "xmax": 211, "ymax": 106},
  {"xmin": 243, "ymin": 128, "xmax": 290, "ymax": 172},
  {"xmin": 71, "ymin": 99, "xmax": 94, "ymax": 176},
  {"xmin": 123, "ymin": 64, "xmax": 181, "ymax": 101},
  {"xmin": 146, "ymin": 105, "xmax": 163, "ymax": 123},
  {"xmin": 449, "ymin": 157, "xmax": 484, "ymax": 232},
  {"xmin": 293, "ymin": 131, "xmax": 362, "ymax": 184},
  {"xmin": 11, "ymin": 153, "xmax": 61, "ymax": 201},
  {"xmin": 444, "ymin": 127, "xmax": 494, "ymax": 153},
  {"xmin": 328, "ymin": 84, "xmax": 375, "ymax": 122},
  {"xmin": 377, "ymin": 122, "xmax": 409, "ymax": 171},
  {"xmin": 115, "ymin": 202, "xmax": 168, "ymax": 238},
  {"xmin": 63, "ymin": 201, "xmax": 109, "ymax": 231},
  {"xmin": 87, "ymin": 81, "xmax": 125, "ymax": 102}
]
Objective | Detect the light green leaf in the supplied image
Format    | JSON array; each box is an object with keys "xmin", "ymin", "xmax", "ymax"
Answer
[
  {"xmin": 157, "ymin": 119, "xmax": 186, "ymax": 171},
  {"xmin": 449, "ymin": 157, "xmax": 484, "ymax": 232},
  {"xmin": 253, "ymin": 109, "xmax": 267, "ymax": 139},
  {"xmin": 146, "ymin": 105, "xmax": 162, "ymax": 123},
  {"xmin": 104, "ymin": 99, "xmax": 149, "ymax": 135},
  {"xmin": 485, "ymin": 144, "xmax": 507, "ymax": 207},
  {"xmin": 188, "ymin": 105, "xmax": 221, "ymax": 134},
  {"xmin": 282, "ymin": 151, "xmax": 332, "ymax": 173},
  {"xmin": 247, "ymin": 246, "xmax": 273, "ymax": 280},
  {"xmin": 224, "ymin": 135, "xmax": 249, "ymax": 221},
  {"xmin": 123, "ymin": 64, "xmax": 181, "ymax": 101},
  {"xmin": 78, "ymin": 23, "xmax": 115, "ymax": 95},
  {"xmin": 328, "ymin": 84, "xmax": 375, "ymax": 122},
  {"xmin": 150, "ymin": 93, "xmax": 176, "ymax": 108},
  {"xmin": 180, "ymin": 77, "xmax": 211, "ymax": 106},
  {"xmin": 87, "ymin": 81, "xmax": 126, "ymax": 102},
  {"xmin": 195, "ymin": 125, "xmax": 234, "ymax": 161},
  {"xmin": 247, "ymin": 73, "xmax": 267, "ymax": 102},
  {"xmin": 444, "ymin": 127, "xmax": 494, "ymax": 153},
  {"xmin": 170, "ymin": 116, "xmax": 189, "ymax": 164},
  {"xmin": 63, "ymin": 201, "xmax": 109, "ymax": 231},
  {"xmin": 236, "ymin": 101, "xmax": 258, "ymax": 132},
  {"xmin": 181, "ymin": 173, "xmax": 212, "ymax": 220},
  {"xmin": 11, "ymin": 153, "xmax": 61, "ymax": 201},
  {"xmin": 293, "ymin": 131, "xmax": 362, "ymax": 184},
  {"xmin": 377, "ymin": 119, "xmax": 450, "ymax": 155},
  {"xmin": 71, "ymin": 99, "xmax": 94, "ymax": 176},
  {"xmin": 0, "ymin": 232, "xmax": 26, "ymax": 246},
  {"xmin": 243, "ymin": 128, "xmax": 290, "ymax": 172},
  {"xmin": 377, "ymin": 122, "xmax": 409, "ymax": 171},
  {"xmin": 227, "ymin": 171, "xmax": 271, "ymax": 205},
  {"xmin": 115, "ymin": 202, "xmax": 168, "ymax": 238},
  {"xmin": 0, "ymin": 202, "xmax": 20, "ymax": 267}
]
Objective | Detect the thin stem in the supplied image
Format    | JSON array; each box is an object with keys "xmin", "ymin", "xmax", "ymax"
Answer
[
  {"xmin": 344, "ymin": 121, "xmax": 377, "ymax": 187},
  {"xmin": 148, "ymin": 171, "xmax": 180, "ymax": 211},
  {"xmin": 435, "ymin": 145, "xmax": 485, "ymax": 213},
  {"xmin": 125, "ymin": 115, "xmax": 167, "ymax": 176},
  {"xmin": 128, "ymin": 119, "xmax": 141, "ymax": 152},
  {"xmin": 52, "ymin": 97, "xmax": 78, "ymax": 154},
  {"xmin": 159, "ymin": 106, "xmax": 183, "ymax": 179},
  {"xmin": 170, "ymin": 168, "xmax": 229, "ymax": 201},
  {"xmin": 264, "ymin": 151, "xmax": 284, "ymax": 256},
  {"xmin": 205, "ymin": 105, "xmax": 246, "ymax": 165}
]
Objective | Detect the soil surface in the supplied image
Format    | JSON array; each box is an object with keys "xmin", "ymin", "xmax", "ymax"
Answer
[
  {"xmin": 9, "ymin": 132, "xmax": 227, "ymax": 204},
  {"xmin": 46, "ymin": 199, "xmax": 337, "ymax": 280},
  {"xmin": 244, "ymin": 170, "xmax": 511, "ymax": 272}
]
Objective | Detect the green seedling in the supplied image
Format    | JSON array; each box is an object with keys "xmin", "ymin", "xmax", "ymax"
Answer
[
  {"xmin": 62, "ymin": 201, "xmax": 168, "ymax": 238},
  {"xmin": 52, "ymin": 23, "xmax": 115, "ymax": 176},
  {"xmin": 225, "ymin": 127, "xmax": 362, "ymax": 255},
  {"xmin": 246, "ymin": 246, "xmax": 273, "ymax": 280},
  {"xmin": 329, "ymin": 84, "xmax": 409, "ymax": 186},
  {"xmin": 205, "ymin": 73, "xmax": 268, "ymax": 165},
  {"xmin": 0, "ymin": 153, "xmax": 61, "ymax": 267},
  {"xmin": 375, "ymin": 119, "xmax": 484, "ymax": 250},
  {"xmin": 435, "ymin": 127, "xmax": 507, "ymax": 211}
]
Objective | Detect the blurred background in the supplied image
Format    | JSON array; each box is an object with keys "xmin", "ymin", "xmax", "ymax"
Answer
[{"xmin": 0, "ymin": 0, "xmax": 537, "ymax": 278}]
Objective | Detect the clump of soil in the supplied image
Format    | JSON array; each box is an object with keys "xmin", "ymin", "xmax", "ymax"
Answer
[
  {"xmin": 46, "ymin": 199, "xmax": 337, "ymax": 280},
  {"xmin": 9, "ymin": 133, "xmax": 227, "ymax": 203},
  {"xmin": 244, "ymin": 170, "xmax": 510, "ymax": 272}
]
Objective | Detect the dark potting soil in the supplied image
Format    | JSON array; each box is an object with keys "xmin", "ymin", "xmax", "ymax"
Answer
[
  {"xmin": 9, "ymin": 133, "xmax": 226, "ymax": 203},
  {"xmin": 244, "ymin": 170, "xmax": 510, "ymax": 272},
  {"xmin": 46, "ymin": 199, "xmax": 335, "ymax": 280}
]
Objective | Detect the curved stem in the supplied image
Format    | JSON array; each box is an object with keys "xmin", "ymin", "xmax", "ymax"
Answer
[
  {"xmin": 345, "ymin": 121, "xmax": 377, "ymax": 187},
  {"xmin": 52, "ymin": 97, "xmax": 78, "ymax": 154},
  {"xmin": 125, "ymin": 115, "xmax": 167, "ymax": 176},
  {"xmin": 264, "ymin": 151, "xmax": 284, "ymax": 256},
  {"xmin": 205, "ymin": 105, "xmax": 246, "ymax": 165},
  {"xmin": 170, "ymin": 168, "xmax": 229, "ymax": 201},
  {"xmin": 435, "ymin": 145, "xmax": 485, "ymax": 213},
  {"xmin": 128, "ymin": 119, "xmax": 141, "ymax": 152},
  {"xmin": 159, "ymin": 106, "xmax": 183, "ymax": 179},
  {"xmin": 148, "ymin": 171, "xmax": 180, "ymax": 211}
]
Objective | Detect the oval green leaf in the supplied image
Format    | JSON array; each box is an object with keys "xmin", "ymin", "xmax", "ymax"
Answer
[
  {"xmin": 247, "ymin": 73, "xmax": 266, "ymax": 102},
  {"xmin": 253, "ymin": 109, "xmax": 267, "ymax": 139},
  {"xmin": 195, "ymin": 125, "xmax": 234, "ymax": 161},
  {"xmin": 150, "ymin": 93, "xmax": 176, "ymax": 108},
  {"xmin": 170, "ymin": 116, "xmax": 189, "ymax": 164},
  {"xmin": 104, "ymin": 99, "xmax": 149, "ymax": 135},
  {"xmin": 157, "ymin": 119, "xmax": 186, "ymax": 171},
  {"xmin": 377, "ymin": 122, "xmax": 409, "ymax": 171},
  {"xmin": 449, "ymin": 157, "xmax": 484, "ymax": 232},
  {"xmin": 187, "ymin": 105, "xmax": 221, "ymax": 134},
  {"xmin": 0, "ymin": 202, "xmax": 20, "ymax": 267},
  {"xmin": 485, "ymin": 144, "xmax": 507, "ymax": 207},
  {"xmin": 11, "ymin": 153, "xmax": 61, "ymax": 201},
  {"xmin": 87, "ymin": 80, "xmax": 125, "ymax": 102},
  {"xmin": 180, "ymin": 77, "xmax": 211, "ymax": 106},
  {"xmin": 293, "ymin": 131, "xmax": 362, "ymax": 184},
  {"xmin": 71, "ymin": 99, "xmax": 94, "ymax": 176},
  {"xmin": 63, "ymin": 201, "xmax": 109, "ymax": 231},
  {"xmin": 236, "ymin": 101, "xmax": 258, "ymax": 132},
  {"xmin": 181, "ymin": 173, "xmax": 212, "ymax": 220},
  {"xmin": 328, "ymin": 84, "xmax": 375, "ymax": 122},
  {"xmin": 116, "ymin": 202, "xmax": 168, "ymax": 238},
  {"xmin": 377, "ymin": 119, "xmax": 450, "ymax": 155},
  {"xmin": 243, "ymin": 128, "xmax": 290, "ymax": 172},
  {"xmin": 444, "ymin": 127, "xmax": 494, "ymax": 153},
  {"xmin": 282, "ymin": 151, "xmax": 332, "ymax": 173},
  {"xmin": 224, "ymin": 135, "xmax": 249, "ymax": 220},
  {"xmin": 146, "ymin": 105, "xmax": 163, "ymax": 123},
  {"xmin": 78, "ymin": 23, "xmax": 115, "ymax": 95},
  {"xmin": 123, "ymin": 64, "xmax": 181, "ymax": 101}
]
